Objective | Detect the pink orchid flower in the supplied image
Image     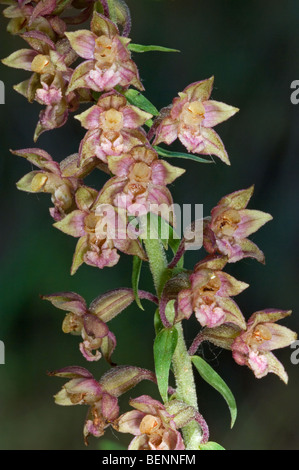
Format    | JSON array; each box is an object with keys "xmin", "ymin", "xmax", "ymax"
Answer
[
  {"xmin": 153, "ymin": 76, "xmax": 238, "ymax": 164},
  {"xmin": 66, "ymin": 11, "xmax": 143, "ymax": 93},
  {"xmin": 75, "ymin": 91, "xmax": 151, "ymax": 165},
  {"xmin": 178, "ymin": 255, "xmax": 248, "ymax": 329},
  {"xmin": 203, "ymin": 186, "xmax": 273, "ymax": 263}
]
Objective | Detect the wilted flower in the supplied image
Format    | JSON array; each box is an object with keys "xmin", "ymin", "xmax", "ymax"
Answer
[
  {"xmin": 75, "ymin": 91, "xmax": 151, "ymax": 165},
  {"xmin": 43, "ymin": 287, "xmax": 157, "ymax": 362},
  {"xmin": 178, "ymin": 255, "xmax": 247, "ymax": 329},
  {"xmin": 152, "ymin": 77, "xmax": 238, "ymax": 164},
  {"xmin": 1, "ymin": 0, "xmax": 66, "ymax": 38},
  {"xmin": 66, "ymin": 11, "xmax": 143, "ymax": 93},
  {"xmin": 231, "ymin": 309, "xmax": 297, "ymax": 383},
  {"xmin": 50, "ymin": 366, "xmax": 156, "ymax": 444},
  {"xmin": 13, "ymin": 148, "xmax": 97, "ymax": 221},
  {"xmin": 43, "ymin": 292, "xmax": 116, "ymax": 362},
  {"xmin": 203, "ymin": 186, "xmax": 273, "ymax": 263},
  {"xmin": 2, "ymin": 31, "xmax": 81, "ymax": 139},
  {"xmin": 53, "ymin": 189, "xmax": 147, "ymax": 273}
]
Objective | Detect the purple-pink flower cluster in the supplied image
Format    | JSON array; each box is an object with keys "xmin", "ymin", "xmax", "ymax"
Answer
[{"xmin": 3, "ymin": 0, "xmax": 296, "ymax": 451}]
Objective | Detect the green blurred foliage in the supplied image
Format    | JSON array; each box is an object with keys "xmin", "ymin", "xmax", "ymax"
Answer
[{"xmin": 0, "ymin": 0, "xmax": 299, "ymax": 450}]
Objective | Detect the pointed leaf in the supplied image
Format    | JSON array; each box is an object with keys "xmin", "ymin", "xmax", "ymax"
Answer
[
  {"xmin": 128, "ymin": 44, "xmax": 180, "ymax": 53},
  {"xmin": 132, "ymin": 255, "xmax": 143, "ymax": 310},
  {"xmin": 154, "ymin": 145, "xmax": 214, "ymax": 164},
  {"xmin": 125, "ymin": 89, "xmax": 159, "ymax": 116},
  {"xmin": 154, "ymin": 308, "xmax": 164, "ymax": 335},
  {"xmin": 199, "ymin": 441, "xmax": 225, "ymax": 450},
  {"xmin": 192, "ymin": 355, "xmax": 237, "ymax": 428},
  {"xmin": 154, "ymin": 327, "xmax": 178, "ymax": 403}
]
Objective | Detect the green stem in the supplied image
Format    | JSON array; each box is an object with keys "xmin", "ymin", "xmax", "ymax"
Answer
[
  {"xmin": 144, "ymin": 237, "xmax": 202, "ymax": 450},
  {"xmin": 172, "ymin": 323, "xmax": 202, "ymax": 449},
  {"xmin": 144, "ymin": 237, "xmax": 169, "ymax": 298}
]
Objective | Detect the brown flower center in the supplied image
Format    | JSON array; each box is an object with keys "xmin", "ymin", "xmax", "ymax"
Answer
[
  {"xmin": 62, "ymin": 313, "xmax": 82, "ymax": 334},
  {"xmin": 126, "ymin": 182, "xmax": 147, "ymax": 197},
  {"xmin": 70, "ymin": 393, "xmax": 85, "ymax": 404},
  {"xmin": 194, "ymin": 273, "xmax": 221, "ymax": 306},
  {"xmin": 216, "ymin": 209, "xmax": 241, "ymax": 237}
]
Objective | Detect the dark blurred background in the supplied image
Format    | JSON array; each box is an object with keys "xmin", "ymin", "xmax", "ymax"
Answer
[{"xmin": 0, "ymin": 0, "xmax": 299, "ymax": 450}]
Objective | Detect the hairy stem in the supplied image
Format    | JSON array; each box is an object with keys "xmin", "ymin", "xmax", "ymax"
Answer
[
  {"xmin": 144, "ymin": 237, "xmax": 202, "ymax": 450},
  {"xmin": 172, "ymin": 323, "xmax": 203, "ymax": 449},
  {"xmin": 143, "ymin": 237, "xmax": 169, "ymax": 298}
]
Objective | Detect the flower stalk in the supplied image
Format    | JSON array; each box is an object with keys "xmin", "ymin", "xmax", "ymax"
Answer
[
  {"xmin": 2, "ymin": 0, "xmax": 296, "ymax": 450},
  {"xmin": 144, "ymin": 236, "xmax": 202, "ymax": 449}
]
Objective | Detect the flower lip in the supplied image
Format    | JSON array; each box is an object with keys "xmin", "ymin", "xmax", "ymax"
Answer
[
  {"xmin": 250, "ymin": 324, "xmax": 272, "ymax": 346},
  {"xmin": 100, "ymin": 109, "xmax": 124, "ymax": 132},
  {"xmin": 139, "ymin": 414, "xmax": 162, "ymax": 435},
  {"xmin": 31, "ymin": 54, "xmax": 53, "ymax": 74},
  {"xmin": 130, "ymin": 161, "xmax": 152, "ymax": 183},
  {"xmin": 181, "ymin": 101, "xmax": 206, "ymax": 127},
  {"xmin": 214, "ymin": 208, "xmax": 241, "ymax": 237}
]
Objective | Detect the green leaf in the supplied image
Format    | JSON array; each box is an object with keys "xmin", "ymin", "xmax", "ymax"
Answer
[
  {"xmin": 128, "ymin": 43, "xmax": 180, "ymax": 54},
  {"xmin": 94, "ymin": 1, "xmax": 104, "ymax": 14},
  {"xmin": 124, "ymin": 89, "xmax": 159, "ymax": 116},
  {"xmin": 98, "ymin": 439, "xmax": 126, "ymax": 451},
  {"xmin": 154, "ymin": 146, "xmax": 214, "ymax": 164},
  {"xmin": 132, "ymin": 255, "xmax": 143, "ymax": 310},
  {"xmin": 199, "ymin": 441, "xmax": 225, "ymax": 450},
  {"xmin": 145, "ymin": 118, "xmax": 154, "ymax": 128},
  {"xmin": 154, "ymin": 327, "xmax": 178, "ymax": 403},
  {"xmin": 54, "ymin": 0, "xmax": 72, "ymax": 15},
  {"xmin": 191, "ymin": 355, "xmax": 237, "ymax": 428},
  {"xmin": 154, "ymin": 308, "xmax": 164, "ymax": 335}
]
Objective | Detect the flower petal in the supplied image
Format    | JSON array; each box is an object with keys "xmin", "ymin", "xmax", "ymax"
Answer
[
  {"xmin": 75, "ymin": 105, "xmax": 101, "ymax": 130},
  {"xmin": 184, "ymin": 77, "xmax": 214, "ymax": 102},
  {"xmin": 116, "ymin": 410, "xmax": 145, "ymax": 435},
  {"xmin": 201, "ymin": 127, "xmax": 230, "ymax": 165},
  {"xmin": 151, "ymin": 160, "xmax": 185, "ymax": 185},
  {"xmin": 2, "ymin": 48, "xmax": 37, "ymax": 70},
  {"xmin": 235, "ymin": 209, "xmax": 273, "ymax": 238},
  {"xmin": 42, "ymin": 292, "xmax": 87, "ymax": 315},
  {"xmin": 67, "ymin": 60, "xmax": 95, "ymax": 93},
  {"xmin": 65, "ymin": 30, "xmax": 96, "ymax": 59},
  {"xmin": 122, "ymin": 105, "xmax": 152, "ymax": 128},
  {"xmin": 203, "ymin": 100, "xmax": 239, "ymax": 127},
  {"xmin": 54, "ymin": 210, "xmax": 86, "ymax": 237}
]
